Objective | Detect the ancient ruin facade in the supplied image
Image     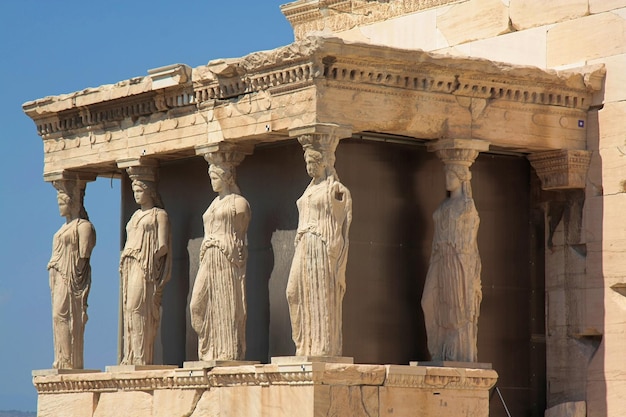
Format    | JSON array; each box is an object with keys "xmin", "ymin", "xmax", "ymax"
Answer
[{"xmin": 24, "ymin": 1, "xmax": 625, "ymax": 416}]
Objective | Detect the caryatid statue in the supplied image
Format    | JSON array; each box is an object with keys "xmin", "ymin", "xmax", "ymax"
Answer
[
  {"xmin": 286, "ymin": 124, "xmax": 353, "ymax": 357},
  {"xmin": 190, "ymin": 145, "xmax": 251, "ymax": 361},
  {"xmin": 47, "ymin": 176, "xmax": 96, "ymax": 369},
  {"xmin": 120, "ymin": 164, "xmax": 171, "ymax": 365},
  {"xmin": 421, "ymin": 139, "xmax": 489, "ymax": 362}
]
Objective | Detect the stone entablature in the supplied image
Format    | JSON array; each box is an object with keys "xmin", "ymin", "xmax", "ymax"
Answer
[
  {"xmin": 22, "ymin": 37, "xmax": 603, "ymax": 180},
  {"xmin": 281, "ymin": 0, "xmax": 465, "ymax": 41}
]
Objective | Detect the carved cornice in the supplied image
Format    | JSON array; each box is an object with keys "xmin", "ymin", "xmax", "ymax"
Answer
[
  {"xmin": 24, "ymin": 38, "xmax": 600, "ymax": 142},
  {"xmin": 281, "ymin": 0, "xmax": 464, "ymax": 41},
  {"xmin": 528, "ymin": 150, "xmax": 592, "ymax": 190},
  {"xmin": 32, "ymin": 364, "xmax": 497, "ymax": 394},
  {"xmin": 22, "ymin": 37, "xmax": 603, "ymax": 178}
]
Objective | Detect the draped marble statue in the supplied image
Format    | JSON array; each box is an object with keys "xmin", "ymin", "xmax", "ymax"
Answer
[
  {"xmin": 120, "ymin": 166, "xmax": 171, "ymax": 365},
  {"xmin": 190, "ymin": 151, "xmax": 251, "ymax": 361},
  {"xmin": 287, "ymin": 132, "xmax": 352, "ymax": 357},
  {"xmin": 421, "ymin": 142, "xmax": 486, "ymax": 363},
  {"xmin": 48, "ymin": 179, "xmax": 96, "ymax": 369}
]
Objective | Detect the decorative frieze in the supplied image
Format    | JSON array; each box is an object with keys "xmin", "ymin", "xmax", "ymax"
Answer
[
  {"xmin": 281, "ymin": 0, "xmax": 465, "ymax": 41},
  {"xmin": 528, "ymin": 149, "xmax": 592, "ymax": 190},
  {"xmin": 33, "ymin": 363, "xmax": 497, "ymax": 394}
]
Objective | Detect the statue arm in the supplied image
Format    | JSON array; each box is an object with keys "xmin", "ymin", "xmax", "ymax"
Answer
[
  {"xmin": 76, "ymin": 221, "xmax": 96, "ymax": 274},
  {"xmin": 155, "ymin": 210, "xmax": 170, "ymax": 259},
  {"xmin": 77, "ymin": 221, "xmax": 96, "ymax": 260},
  {"xmin": 233, "ymin": 196, "xmax": 251, "ymax": 237}
]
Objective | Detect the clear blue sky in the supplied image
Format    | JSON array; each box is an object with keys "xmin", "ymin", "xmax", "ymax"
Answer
[{"xmin": 0, "ymin": 1, "xmax": 293, "ymax": 411}]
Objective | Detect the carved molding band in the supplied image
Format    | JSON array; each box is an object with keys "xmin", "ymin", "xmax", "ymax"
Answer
[
  {"xmin": 281, "ymin": 0, "xmax": 464, "ymax": 40},
  {"xmin": 528, "ymin": 150, "xmax": 592, "ymax": 190},
  {"xmin": 32, "ymin": 364, "xmax": 498, "ymax": 394}
]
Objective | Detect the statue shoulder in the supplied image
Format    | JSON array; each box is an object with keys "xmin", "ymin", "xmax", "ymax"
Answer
[
  {"xmin": 154, "ymin": 207, "xmax": 169, "ymax": 221},
  {"xmin": 233, "ymin": 194, "xmax": 251, "ymax": 215}
]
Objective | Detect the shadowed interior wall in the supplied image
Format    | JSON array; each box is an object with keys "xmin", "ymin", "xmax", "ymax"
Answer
[{"xmin": 120, "ymin": 138, "xmax": 543, "ymax": 416}]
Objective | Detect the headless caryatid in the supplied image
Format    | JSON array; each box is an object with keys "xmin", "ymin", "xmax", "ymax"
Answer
[
  {"xmin": 286, "ymin": 126, "xmax": 352, "ymax": 357},
  {"xmin": 47, "ymin": 178, "xmax": 96, "ymax": 369},
  {"xmin": 421, "ymin": 140, "xmax": 488, "ymax": 362},
  {"xmin": 120, "ymin": 165, "xmax": 171, "ymax": 365},
  {"xmin": 190, "ymin": 149, "xmax": 251, "ymax": 361}
]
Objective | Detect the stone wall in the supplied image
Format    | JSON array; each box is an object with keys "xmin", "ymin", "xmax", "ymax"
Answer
[{"xmin": 303, "ymin": 1, "xmax": 626, "ymax": 416}]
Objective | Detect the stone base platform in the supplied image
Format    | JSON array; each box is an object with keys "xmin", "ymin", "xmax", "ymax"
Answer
[{"xmin": 34, "ymin": 363, "xmax": 498, "ymax": 417}]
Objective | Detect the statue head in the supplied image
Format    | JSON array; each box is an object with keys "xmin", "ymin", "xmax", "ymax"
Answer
[
  {"xmin": 53, "ymin": 180, "xmax": 89, "ymax": 221},
  {"xmin": 209, "ymin": 163, "xmax": 240, "ymax": 195},
  {"xmin": 131, "ymin": 179, "xmax": 163, "ymax": 209},
  {"xmin": 444, "ymin": 163, "xmax": 473, "ymax": 198},
  {"xmin": 126, "ymin": 165, "xmax": 164, "ymax": 209}
]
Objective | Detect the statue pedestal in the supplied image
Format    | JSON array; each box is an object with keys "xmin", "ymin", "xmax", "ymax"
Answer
[
  {"xmin": 410, "ymin": 360, "xmax": 493, "ymax": 369},
  {"xmin": 33, "ymin": 363, "xmax": 498, "ymax": 417},
  {"xmin": 271, "ymin": 355, "xmax": 354, "ymax": 364}
]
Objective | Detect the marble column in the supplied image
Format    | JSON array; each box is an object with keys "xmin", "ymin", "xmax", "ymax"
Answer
[
  {"xmin": 422, "ymin": 138, "xmax": 489, "ymax": 363},
  {"xmin": 189, "ymin": 143, "xmax": 253, "ymax": 363},
  {"xmin": 285, "ymin": 123, "xmax": 353, "ymax": 359},
  {"xmin": 528, "ymin": 149, "xmax": 595, "ymax": 407},
  {"xmin": 46, "ymin": 171, "xmax": 97, "ymax": 369},
  {"xmin": 116, "ymin": 158, "xmax": 172, "ymax": 366}
]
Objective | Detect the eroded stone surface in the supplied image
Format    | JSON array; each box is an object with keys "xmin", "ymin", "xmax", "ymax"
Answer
[
  {"xmin": 422, "ymin": 139, "xmax": 487, "ymax": 363},
  {"xmin": 437, "ymin": 0, "xmax": 510, "ymax": 46},
  {"xmin": 547, "ymin": 12, "xmax": 626, "ymax": 67},
  {"xmin": 38, "ymin": 392, "xmax": 96, "ymax": 417},
  {"xmin": 190, "ymin": 145, "xmax": 251, "ymax": 362},
  {"xmin": 152, "ymin": 389, "xmax": 202, "ymax": 417},
  {"xmin": 287, "ymin": 125, "xmax": 352, "ymax": 357},
  {"xmin": 510, "ymin": 0, "xmax": 588, "ymax": 31},
  {"xmin": 120, "ymin": 164, "xmax": 171, "ymax": 366},
  {"xmin": 48, "ymin": 178, "xmax": 96, "ymax": 370},
  {"xmin": 590, "ymin": 0, "xmax": 626, "ymax": 14}
]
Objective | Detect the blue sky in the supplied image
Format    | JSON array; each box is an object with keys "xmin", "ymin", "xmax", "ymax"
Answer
[{"xmin": 0, "ymin": 1, "xmax": 293, "ymax": 411}]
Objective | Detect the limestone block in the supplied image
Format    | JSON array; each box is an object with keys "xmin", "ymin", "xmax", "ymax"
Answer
[
  {"xmin": 602, "ymin": 193, "xmax": 626, "ymax": 242},
  {"xmin": 437, "ymin": 0, "xmax": 511, "ymax": 46},
  {"xmin": 510, "ymin": 0, "xmax": 588, "ymax": 31},
  {"xmin": 547, "ymin": 288, "xmax": 566, "ymax": 330},
  {"xmin": 152, "ymin": 389, "xmax": 202, "ymax": 417},
  {"xmin": 268, "ymin": 385, "xmax": 315, "ymax": 417},
  {"xmin": 597, "ymin": 146, "xmax": 626, "ymax": 195},
  {"xmin": 456, "ymin": 25, "xmax": 549, "ymax": 68},
  {"xmin": 589, "ymin": 53, "xmax": 626, "ymax": 105},
  {"xmin": 545, "ymin": 400, "xmax": 586, "ymax": 417},
  {"xmin": 590, "ymin": 0, "xmax": 626, "ymax": 14},
  {"xmin": 38, "ymin": 392, "xmax": 96, "ymax": 417},
  {"xmin": 218, "ymin": 386, "xmax": 263, "ymax": 416},
  {"xmin": 325, "ymin": 386, "xmax": 379, "ymax": 417},
  {"xmin": 547, "ymin": 12, "xmax": 626, "ymax": 67},
  {"xmin": 586, "ymin": 152, "xmax": 602, "ymax": 196},
  {"xmin": 380, "ymin": 387, "xmax": 489, "ymax": 417},
  {"xmin": 588, "ymin": 239, "xmax": 626, "ymax": 278},
  {"xmin": 93, "ymin": 391, "xmax": 152, "ymax": 417},
  {"xmin": 597, "ymin": 101, "xmax": 626, "ymax": 150},
  {"xmin": 587, "ymin": 110, "xmax": 600, "ymax": 151},
  {"xmin": 189, "ymin": 390, "xmax": 220, "ymax": 417},
  {"xmin": 352, "ymin": 9, "xmax": 439, "ymax": 51},
  {"xmin": 585, "ymin": 194, "xmax": 626, "ymax": 242}
]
